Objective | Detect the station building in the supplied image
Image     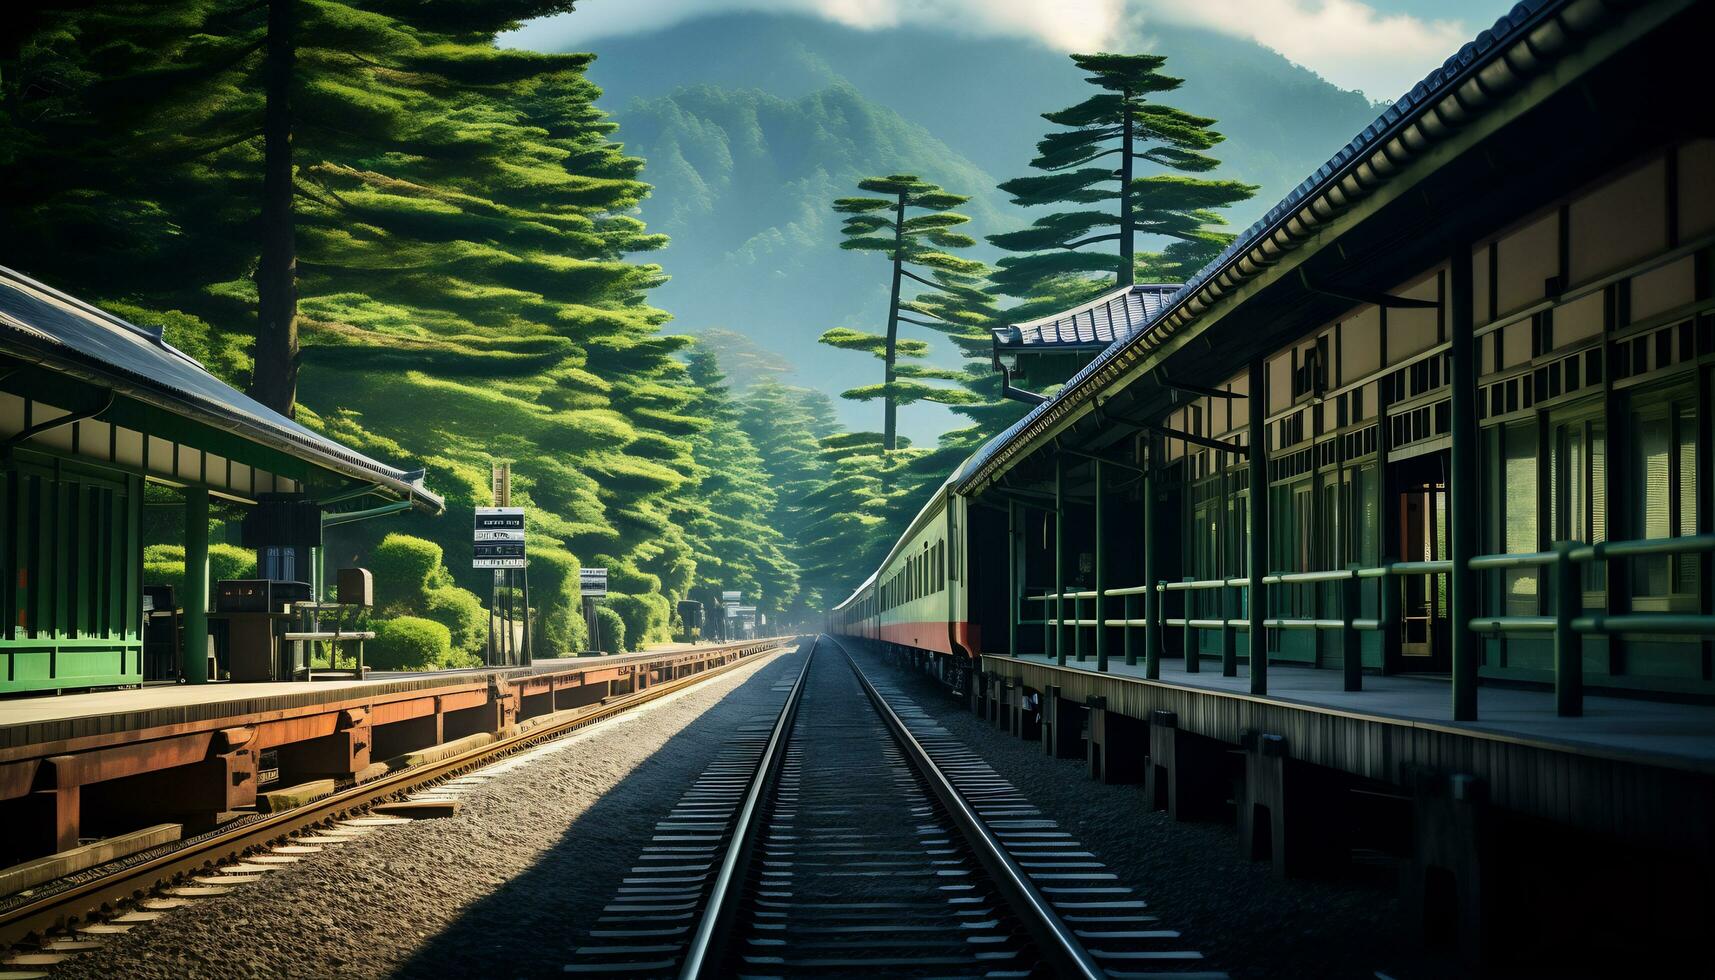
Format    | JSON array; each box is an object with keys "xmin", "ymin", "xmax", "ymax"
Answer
[
  {"xmin": 0, "ymin": 266, "xmax": 443, "ymax": 695},
  {"xmin": 946, "ymin": 0, "xmax": 1714, "ymax": 963},
  {"xmin": 970, "ymin": 0, "xmax": 1713, "ymax": 708}
]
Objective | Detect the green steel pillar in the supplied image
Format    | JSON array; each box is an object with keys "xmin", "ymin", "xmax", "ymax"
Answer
[
  {"xmin": 1247, "ymin": 357, "xmax": 1268, "ymax": 695},
  {"xmin": 182, "ymin": 487, "xmax": 210, "ymax": 684},
  {"xmin": 1055, "ymin": 452, "xmax": 1067, "ymax": 667},
  {"xmin": 1142, "ymin": 437, "xmax": 1161, "ymax": 678},
  {"xmin": 1094, "ymin": 458, "xmax": 1108, "ymax": 673},
  {"xmin": 1006, "ymin": 498, "xmax": 1017, "ymax": 655},
  {"xmin": 1449, "ymin": 242, "xmax": 1480, "ymax": 721}
]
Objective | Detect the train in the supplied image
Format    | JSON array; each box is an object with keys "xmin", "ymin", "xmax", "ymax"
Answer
[{"xmin": 828, "ymin": 450, "xmax": 1014, "ymax": 694}]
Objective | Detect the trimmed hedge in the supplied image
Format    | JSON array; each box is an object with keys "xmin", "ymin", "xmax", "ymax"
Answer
[
  {"xmin": 424, "ymin": 585, "xmax": 486, "ymax": 656},
  {"xmin": 369, "ymin": 533, "xmax": 444, "ymax": 611},
  {"xmin": 368, "ymin": 616, "xmax": 453, "ymax": 670},
  {"xmin": 591, "ymin": 604, "xmax": 625, "ymax": 655}
]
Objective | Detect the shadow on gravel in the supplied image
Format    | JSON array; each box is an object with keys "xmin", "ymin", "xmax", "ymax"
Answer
[{"xmin": 388, "ymin": 640, "xmax": 809, "ymax": 980}]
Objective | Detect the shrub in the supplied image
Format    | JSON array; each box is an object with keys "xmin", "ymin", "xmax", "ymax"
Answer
[
  {"xmin": 606, "ymin": 592, "xmax": 670, "ymax": 651},
  {"xmin": 368, "ymin": 616, "xmax": 453, "ymax": 670},
  {"xmin": 369, "ymin": 533, "xmax": 443, "ymax": 610},
  {"xmin": 591, "ymin": 604, "xmax": 625, "ymax": 655},
  {"xmin": 424, "ymin": 585, "xmax": 486, "ymax": 656},
  {"xmin": 142, "ymin": 543, "xmax": 257, "ymax": 601}
]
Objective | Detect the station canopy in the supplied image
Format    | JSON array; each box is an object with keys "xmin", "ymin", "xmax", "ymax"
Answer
[{"xmin": 0, "ymin": 265, "xmax": 442, "ymax": 512}]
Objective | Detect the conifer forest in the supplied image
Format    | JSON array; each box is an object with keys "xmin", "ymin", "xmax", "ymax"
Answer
[{"xmin": 0, "ymin": 1, "xmax": 1260, "ymax": 657}]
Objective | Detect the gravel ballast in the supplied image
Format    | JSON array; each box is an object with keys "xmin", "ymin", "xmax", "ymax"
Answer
[
  {"xmin": 52, "ymin": 647, "xmax": 804, "ymax": 980},
  {"xmin": 853, "ymin": 647, "xmax": 1467, "ymax": 980}
]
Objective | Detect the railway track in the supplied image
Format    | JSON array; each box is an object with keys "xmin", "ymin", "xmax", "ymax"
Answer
[
  {"xmin": 568, "ymin": 636, "xmax": 1221, "ymax": 978},
  {"xmin": 0, "ymin": 637, "xmax": 800, "ymax": 961}
]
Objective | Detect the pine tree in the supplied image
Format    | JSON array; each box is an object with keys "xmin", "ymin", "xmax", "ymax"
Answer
[
  {"xmin": 676, "ymin": 346, "xmax": 800, "ymax": 627},
  {"xmin": 823, "ymin": 174, "xmax": 985, "ymax": 451},
  {"xmin": 987, "ymin": 52, "xmax": 1256, "ymax": 307}
]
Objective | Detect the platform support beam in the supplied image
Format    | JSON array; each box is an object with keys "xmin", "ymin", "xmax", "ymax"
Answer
[
  {"xmin": 1405, "ymin": 772, "xmax": 1492, "ymax": 964},
  {"xmin": 1247, "ymin": 357, "xmax": 1268, "ymax": 692},
  {"xmin": 1238, "ymin": 732, "xmax": 1348, "ymax": 877},
  {"xmin": 1086, "ymin": 702, "xmax": 1146, "ymax": 784},
  {"xmin": 1449, "ymin": 241, "xmax": 1480, "ymax": 721},
  {"xmin": 1146, "ymin": 709, "xmax": 1228, "ymax": 821},
  {"xmin": 182, "ymin": 487, "xmax": 210, "ymax": 684}
]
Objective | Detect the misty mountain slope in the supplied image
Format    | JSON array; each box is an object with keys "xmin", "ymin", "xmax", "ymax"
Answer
[
  {"xmin": 615, "ymin": 83, "xmax": 1015, "ymax": 438},
  {"xmin": 567, "ymin": 12, "xmax": 1382, "ymax": 439}
]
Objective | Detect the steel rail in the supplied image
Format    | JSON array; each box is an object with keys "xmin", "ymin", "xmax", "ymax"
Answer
[
  {"xmin": 833, "ymin": 635, "xmax": 1106, "ymax": 980},
  {"xmin": 677, "ymin": 639, "xmax": 815, "ymax": 979},
  {"xmin": 0, "ymin": 636, "xmax": 800, "ymax": 950}
]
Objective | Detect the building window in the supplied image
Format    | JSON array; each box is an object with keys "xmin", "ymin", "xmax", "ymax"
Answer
[{"xmin": 1630, "ymin": 394, "xmax": 1699, "ymax": 610}]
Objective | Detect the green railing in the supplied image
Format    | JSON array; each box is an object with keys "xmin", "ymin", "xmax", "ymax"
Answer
[{"xmin": 1021, "ymin": 533, "xmax": 1715, "ymax": 718}]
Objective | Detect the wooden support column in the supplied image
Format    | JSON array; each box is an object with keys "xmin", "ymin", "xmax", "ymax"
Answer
[
  {"xmin": 182, "ymin": 487, "xmax": 210, "ymax": 684},
  {"xmin": 1247, "ymin": 357, "xmax": 1269, "ymax": 694},
  {"xmin": 1448, "ymin": 242, "xmax": 1480, "ymax": 721},
  {"xmin": 1143, "ymin": 437, "xmax": 1162, "ymax": 678},
  {"xmin": 1377, "ymin": 306, "xmax": 1402, "ymax": 674},
  {"xmin": 1055, "ymin": 453, "xmax": 1067, "ymax": 667},
  {"xmin": 1008, "ymin": 498, "xmax": 1020, "ymax": 657},
  {"xmin": 1094, "ymin": 459, "xmax": 1108, "ymax": 673}
]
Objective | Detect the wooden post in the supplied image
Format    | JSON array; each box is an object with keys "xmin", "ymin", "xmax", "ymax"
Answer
[
  {"xmin": 1007, "ymin": 498, "xmax": 1020, "ymax": 657},
  {"xmin": 1248, "ymin": 357, "xmax": 1269, "ymax": 695},
  {"xmin": 1095, "ymin": 459, "xmax": 1108, "ymax": 672},
  {"xmin": 1143, "ymin": 438, "xmax": 1162, "ymax": 678},
  {"xmin": 1448, "ymin": 242, "xmax": 1480, "ymax": 721},
  {"xmin": 182, "ymin": 487, "xmax": 209, "ymax": 684},
  {"xmin": 1055, "ymin": 452, "xmax": 1067, "ymax": 667}
]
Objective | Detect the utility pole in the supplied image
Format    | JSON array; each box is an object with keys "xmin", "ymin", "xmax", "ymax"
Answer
[{"xmin": 882, "ymin": 189, "xmax": 906, "ymax": 452}]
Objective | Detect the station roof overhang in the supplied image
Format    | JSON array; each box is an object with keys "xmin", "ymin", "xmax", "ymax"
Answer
[
  {"xmin": 990, "ymin": 283, "xmax": 1181, "ymax": 370},
  {"xmin": 956, "ymin": 0, "xmax": 1706, "ymax": 499},
  {"xmin": 0, "ymin": 265, "xmax": 445, "ymax": 514}
]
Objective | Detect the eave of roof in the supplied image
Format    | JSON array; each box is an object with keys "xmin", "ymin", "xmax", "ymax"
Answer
[
  {"xmin": 0, "ymin": 266, "xmax": 445, "ymax": 514},
  {"xmin": 958, "ymin": 0, "xmax": 1678, "ymax": 496},
  {"xmin": 992, "ymin": 283, "xmax": 1180, "ymax": 352}
]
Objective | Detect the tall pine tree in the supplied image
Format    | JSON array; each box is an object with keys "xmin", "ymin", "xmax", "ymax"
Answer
[
  {"xmin": 822, "ymin": 174, "xmax": 984, "ymax": 451},
  {"xmin": 987, "ymin": 53, "xmax": 1256, "ymax": 316}
]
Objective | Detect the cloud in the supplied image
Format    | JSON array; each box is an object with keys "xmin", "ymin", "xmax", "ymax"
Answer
[
  {"xmin": 1147, "ymin": 0, "xmax": 1470, "ymax": 98},
  {"xmin": 505, "ymin": 0, "xmax": 1127, "ymax": 52},
  {"xmin": 506, "ymin": 0, "xmax": 1474, "ymax": 98}
]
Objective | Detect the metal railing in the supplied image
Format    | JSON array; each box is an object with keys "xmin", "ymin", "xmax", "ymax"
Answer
[{"xmin": 1021, "ymin": 533, "xmax": 1715, "ymax": 718}]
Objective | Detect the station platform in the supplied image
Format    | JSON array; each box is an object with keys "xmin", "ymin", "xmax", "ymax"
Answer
[
  {"xmin": 0, "ymin": 639, "xmax": 792, "ymax": 865},
  {"xmin": 979, "ymin": 653, "xmax": 1715, "ymax": 859},
  {"xmin": 0, "ymin": 645, "xmax": 731, "ymax": 751},
  {"xmin": 990, "ymin": 654, "xmax": 1715, "ymax": 773}
]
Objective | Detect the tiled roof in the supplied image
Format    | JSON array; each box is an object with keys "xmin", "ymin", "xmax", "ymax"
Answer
[
  {"xmin": 993, "ymin": 284, "xmax": 1181, "ymax": 351},
  {"xmin": 956, "ymin": 0, "xmax": 1624, "ymax": 493}
]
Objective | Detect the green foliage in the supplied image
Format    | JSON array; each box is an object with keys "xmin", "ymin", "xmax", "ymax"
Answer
[
  {"xmin": 0, "ymin": 3, "xmax": 714, "ymax": 648},
  {"xmin": 423, "ymin": 585, "xmax": 487, "ymax": 657},
  {"xmin": 591, "ymin": 604, "xmax": 626, "ymax": 655},
  {"xmin": 369, "ymin": 616, "xmax": 455, "ymax": 671},
  {"xmin": 821, "ymin": 173, "xmax": 988, "ymax": 451},
  {"xmin": 368, "ymin": 534, "xmax": 444, "ymax": 612},
  {"xmin": 142, "ymin": 544, "xmax": 257, "ymax": 599},
  {"xmin": 988, "ymin": 50, "xmax": 1257, "ymax": 299}
]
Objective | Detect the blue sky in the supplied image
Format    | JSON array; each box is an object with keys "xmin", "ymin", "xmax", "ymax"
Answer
[{"xmin": 509, "ymin": 0, "xmax": 1525, "ymax": 99}]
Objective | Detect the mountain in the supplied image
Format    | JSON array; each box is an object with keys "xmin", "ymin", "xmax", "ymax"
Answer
[{"xmin": 550, "ymin": 13, "xmax": 1383, "ymax": 441}]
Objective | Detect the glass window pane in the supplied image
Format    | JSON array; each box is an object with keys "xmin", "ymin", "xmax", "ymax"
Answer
[
  {"xmin": 1504, "ymin": 420, "xmax": 1540, "ymax": 614},
  {"xmin": 1634, "ymin": 411, "xmax": 1672, "ymax": 597}
]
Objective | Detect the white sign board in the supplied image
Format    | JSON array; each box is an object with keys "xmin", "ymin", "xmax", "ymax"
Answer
[
  {"xmin": 580, "ymin": 567, "xmax": 608, "ymax": 597},
  {"xmin": 475, "ymin": 507, "xmax": 526, "ymax": 568},
  {"xmin": 721, "ymin": 590, "xmax": 742, "ymax": 604}
]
